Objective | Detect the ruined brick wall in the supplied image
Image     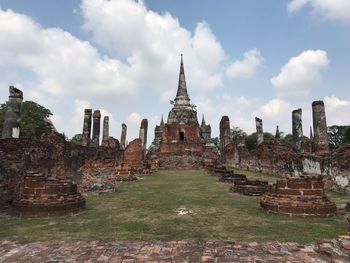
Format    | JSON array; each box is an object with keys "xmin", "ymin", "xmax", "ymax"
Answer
[
  {"xmin": 227, "ymin": 139, "xmax": 350, "ymax": 193},
  {"xmin": 254, "ymin": 140, "xmax": 299, "ymax": 176},
  {"xmin": 0, "ymin": 139, "xmax": 48, "ymax": 207},
  {"xmin": 158, "ymin": 152, "xmax": 204, "ymax": 170},
  {"xmin": 124, "ymin": 138, "xmax": 143, "ymax": 169},
  {"xmin": 162, "ymin": 124, "xmax": 202, "ymax": 144},
  {"xmin": 327, "ymin": 144, "xmax": 350, "ymax": 192},
  {"xmin": 159, "ymin": 124, "xmax": 204, "ymax": 154},
  {"xmin": 224, "ymin": 141, "xmax": 250, "ymax": 169},
  {"xmin": 0, "ymin": 133, "xmax": 122, "ymax": 207}
]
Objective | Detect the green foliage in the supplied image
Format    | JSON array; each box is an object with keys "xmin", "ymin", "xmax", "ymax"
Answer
[
  {"xmin": 70, "ymin": 134, "xmax": 83, "ymax": 145},
  {"xmin": 263, "ymin": 132, "xmax": 275, "ymax": 141},
  {"xmin": 0, "ymin": 101, "xmax": 53, "ymax": 139},
  {"xmin": 245, "ymin": 133, "xmax": 257, "ymax": 152},
  {"xmin": 245, "ymin": 132, "xmax": 275, "ymax": 152},
  {"xmin": 328, "ymin": 125, "xmax": 350, "ymax": 150},
  {"xmin": 280, "ymin": 133, "xmax": 293, "ymax": 148},
  {"xmin": 231, "ymin": 127, "xmax": 247, "ymax": 141},
  {"xmin": 345, "ymin": 127, "xmax": 350, "ymax": 144}
]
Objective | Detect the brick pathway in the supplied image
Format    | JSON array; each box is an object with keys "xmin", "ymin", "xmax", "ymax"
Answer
[{"xmin": 1, "ymin": 236, "xmax": 350, "ymax": 262}]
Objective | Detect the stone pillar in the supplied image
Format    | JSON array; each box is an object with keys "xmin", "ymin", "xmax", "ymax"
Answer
[
  {"xmin": 120, "ymin": 123, "xmax": 127, "ymax": 150},
  {"xmin": 81, "ymin": 109, "xmax": 92, "ymax": 146},
  {"xmin": 310, "ymin": 126, "xmax": 314, "ymax": 153},
  {"xmin": 255, "ymin": 117, "xmax": 263, "ymax": 145},
  {"xmin": 91, "ymin": 110, "xmax": 101, "ymax": 147},
  {"xmin": 219, "ymin": 116, "xmax": 231, "ymax": 160},
  {"xmin": 292, "ymin": 108, "xmax": 303, "ymax": 152},
  {"xmin": 275, "ymin": 125, "xmax": 280, "ymax": 140},
  {"xmin": 2, "ymin": 86, "xmax": 23, "ymax": 139},
  {"xmin": 139, "ymin": 119, "xmax": 148, "ymax": 151},
  {"xmin": 312, "ymin": 100, "xmax": 329, "ymax": 153},
  {"xmin": 102, "ymin": 116, "xmax": 109, "ymax": 142}
]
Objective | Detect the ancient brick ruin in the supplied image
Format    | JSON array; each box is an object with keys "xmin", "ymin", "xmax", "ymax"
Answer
[
  {"xmin": 12, "ymin": 170, "xmax": 85, "ymax": 218},
  {"xmin": 312, "ymin": 100, "xmax": 329, "ymax": 154},
  {"xmin": 261, "ymin": 176, "xmax": 336, "ymax": 217},
  {"xmin": 1, "ymin": 57, "xmax": 350, "ymax": 224},
  {"xmin": 255, "ymin": 117, "xmax": 264, "ymax": 145},
  {"xmin": 147, "ymin": 55, "xmax": 218, "ymax": 169},
  {"xmin": 82, "ymin": 109, "xmax": 92, "ymax": 146},
  {"xmin": 292, "ymin": 108, "xmax": 303, "ymax": 152},
  {"xmin": 1, "ymin": 86, "xmax": 23, "ymax": 139}
]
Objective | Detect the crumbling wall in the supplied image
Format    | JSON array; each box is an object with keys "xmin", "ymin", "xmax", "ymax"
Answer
[
  {"xmin": 228, "ymin": 139, "xmax": 350, "ymax": 193},
  {"xmin": 0, "ymin": 132, "xmax": 122, "ymax": 207},
  {"xmin": 224, "ymin": 141, "xmax": 250, "ymax": 169},
  {"xmin": 328, "ymin": 144, "xmax": 350, "ymax": 192},
  {"xmin": 124, "ymin": 138, "xmax": 144, "ymax": 169}
]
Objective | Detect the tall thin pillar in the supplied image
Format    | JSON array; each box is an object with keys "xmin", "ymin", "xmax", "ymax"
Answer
[
  {"xmin": 219, "ymin": 116, "xmax": 231, "ymax": 160},
  {"xmin": 255, "ymin": 117, "xmax": 263, "ymax": 145},
  {"xmin": 81, "ymin": 109, "xmax": 92, "ymax": 146},
  {"xmin": 91, "ymin": 110, "xmax": 101, "ymax": 147},
  {"xmin": 310, "ymin": 126, "xmax": 314, "ymax": 153},
  {"xmin": 312, "ymin": 100, "xmax": 329, "ymax": 153},
  {"xmin": 2, "ymin": 86, "xmax": 23, "ymax": 139},
  {"xmin": 139, "ymin": 119, "xmax": 148, "ymax": 151},
  {"xmin": 120, "ymin": 123, "xmax": 127, "ymax": 150},
  {"xmin": 275, "ymin": 125, "xmax": 280, "ymax": 140},
  {"xmin": 102, "ymin": 116, "xmax": 109, "ymax": 142},
  {"xmin": 292, "ymin": 109, "xmax": 303, "ymax": 152}
]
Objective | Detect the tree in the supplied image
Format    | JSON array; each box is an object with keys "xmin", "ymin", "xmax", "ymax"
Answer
[
  {"xmin": 245, "ymin": 132, "xmax": 277, "ymax": 152},
  {"xmin": 245, "ymin": 133, "xmax": 257, "ymax": 152},
  {"xmin": 328, "ymin": 125, "xmax": 350, "ymax": 150},
  {"xmin": 231, "ymin": 127, "xmax": 247, "ymax": 141},
  {"xmin": 70, "ymin": 134, "xmax": 83, "ymax": 145},
  {"xmin": 280, "ymin": 133, "xmax": 293, "ymax": 148},
  {"xmin": 0, "ymin": 101, "xmax": 53, "ymax": 140},
  {"xmin": 343, "ymin": 127, "xmax": 350, "ymax": 144}
]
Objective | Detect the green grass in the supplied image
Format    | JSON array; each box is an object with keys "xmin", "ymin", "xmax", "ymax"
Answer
[{"xmin": 0, "ymin": 170, "xmax": 348, "ymax": 243}]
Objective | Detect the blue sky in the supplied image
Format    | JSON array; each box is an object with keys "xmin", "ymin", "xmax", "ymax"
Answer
[{"xmin": 0, "ymin": 0, "xmax": 349, "ymax": 144}]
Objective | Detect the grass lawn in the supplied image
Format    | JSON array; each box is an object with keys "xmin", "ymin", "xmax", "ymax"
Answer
[{"xmin": 0, "ymin": 169, "xmax": 348, "ymax": 243}]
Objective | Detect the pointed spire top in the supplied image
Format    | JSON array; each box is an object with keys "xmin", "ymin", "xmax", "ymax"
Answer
[
  {"xmin": 201, "ymin": 114, "xmax": 206, "ymax": 126},
  {"xmin": 174, "ymin": 54, "xmax": 190, "ymax": 105},
  {"xmin": 160, "ymin": 115, "xmax": 164, "ymax": 126}
]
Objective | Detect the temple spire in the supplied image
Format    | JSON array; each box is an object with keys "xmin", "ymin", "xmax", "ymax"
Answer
[
  {"xmin": 201, "ymin": 114, "xmax": 206, "ymax": 126},
  {"xmin": 160, "ymin": 115, "xmax": 164, "ymax": 126},
  {"xmin": 174, "ymin": 54, "xmax": 190, "ymax": 105}
]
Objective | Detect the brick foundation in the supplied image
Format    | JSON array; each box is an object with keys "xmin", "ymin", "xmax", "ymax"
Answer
[
  {"xmin": 12, "ymin": 170, "xmax": 85, "ymax": 218},
  {"xmin": 261, "ymin": 177, "xmax": 336, "ymax": 217}
]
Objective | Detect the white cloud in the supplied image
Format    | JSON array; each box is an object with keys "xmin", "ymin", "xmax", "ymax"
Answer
[
  {"xmin": 0, "ymin": 8, "xmax": 135, "ymax": 99},
  {"xmin": 80, "ymin": 0, "xmax": 229, "ymax": 97},
  {"xmin": 271, "ymin": 50, "xmax": 329, "ymax": 97},
  {"xmin": 324, "ymin": 95, "xmax": 350, "ymax": 125},
  {"xmin": 288, "ymin": 0, "xmax": 350, "ymax": 25},
  {"xmin": 253, "ymin": 99, "xmax": 292, "ymax": 134},
  {"xmin": 260, "ymin": 99, "xmax": 292, "ymax": 117},
  {"xmin": 194, "ymin": 95, "xmax": 257, "ymax": 135},
  {"xmin": 226, "ymin": 49, "xmax": 264, "ymax": 79}
]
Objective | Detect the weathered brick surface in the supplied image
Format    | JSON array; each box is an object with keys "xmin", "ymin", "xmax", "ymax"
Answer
[
  {"xmin": 11, "ymin": 170, "xmax": 85, "ymax": 218},
  {"xmin": 261, "ymin": 177, "xmax": 337, "ymax": 217},
  {"xmin": 0, "ymin": 132, "xmax": 122, "ymax": 207},
  {"xmin": 224, "ymin": 141, "xmax": 250, "ymax": 169},
  {"xmin": 1, "ymin": 236, "xmax": 349, "ymax": 262},
  {"xmin": 124, "ymin": 138, "xmax": 144, "ymax": 169},
  {"xmin": 231, "ymin": 180, "xmax": 269, "ymax": 196}
]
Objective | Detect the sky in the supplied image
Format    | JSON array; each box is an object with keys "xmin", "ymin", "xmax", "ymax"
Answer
[{"xmin": 0, "ymin": 0, "xmax": 349, "ymax": 145}]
